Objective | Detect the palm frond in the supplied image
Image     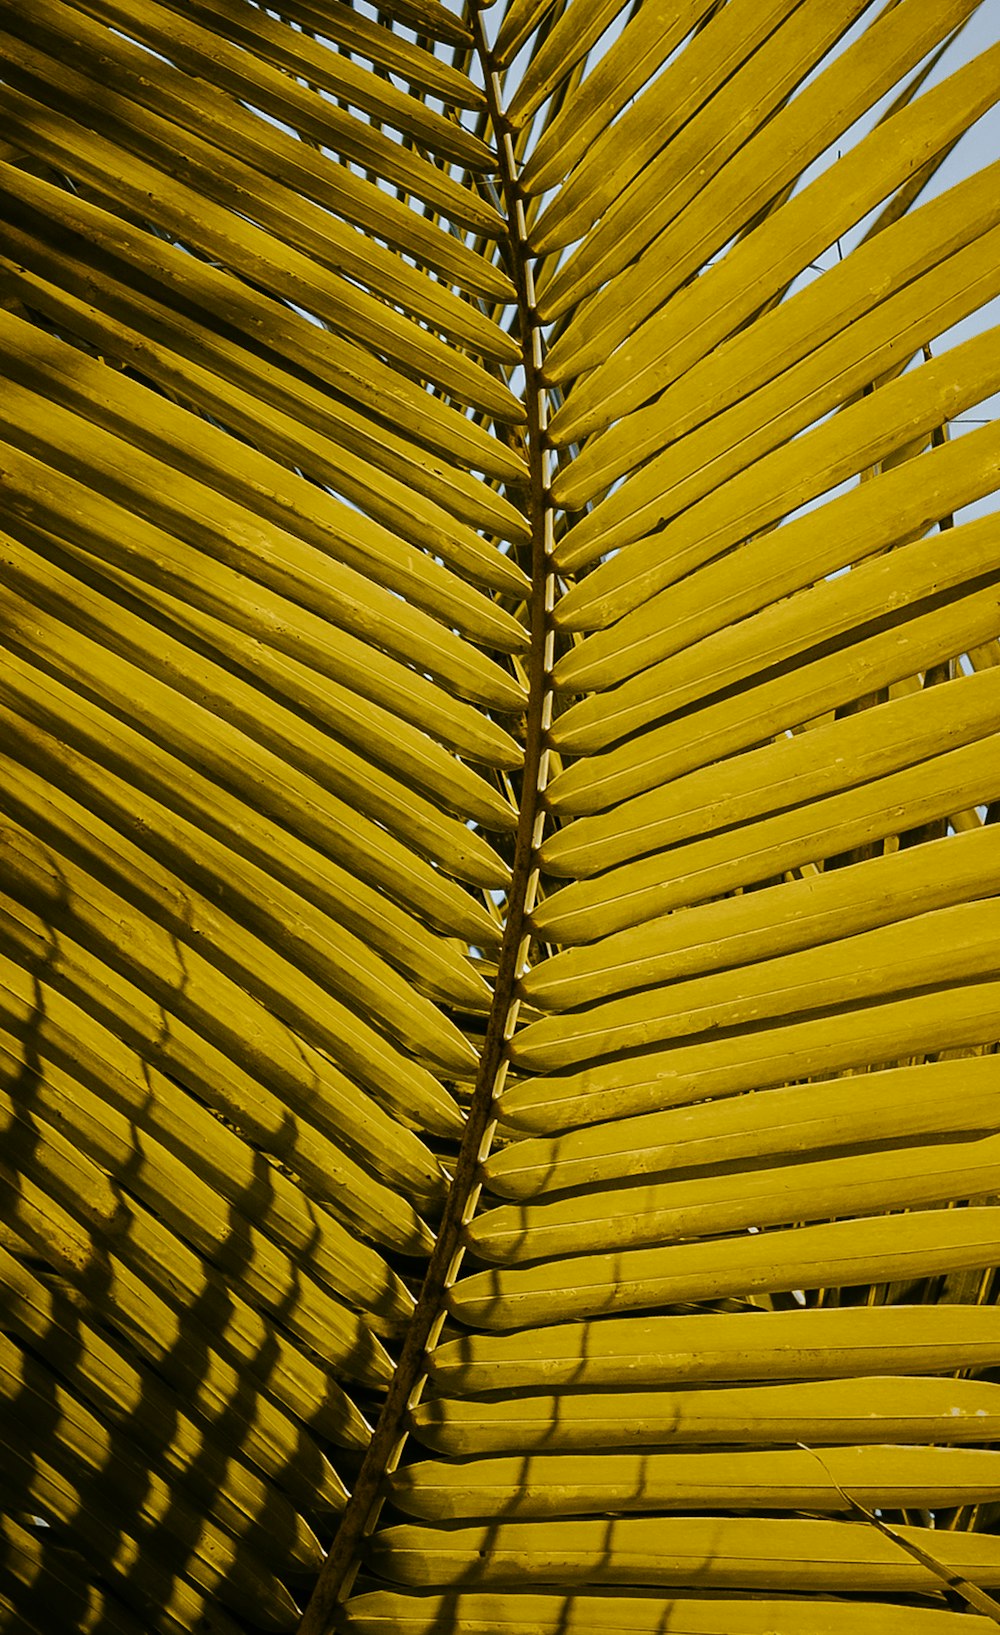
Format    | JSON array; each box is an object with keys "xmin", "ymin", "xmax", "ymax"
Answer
[{"xmin": 1, "ymin": 0, "xmax": 999, "ymax": 1631}]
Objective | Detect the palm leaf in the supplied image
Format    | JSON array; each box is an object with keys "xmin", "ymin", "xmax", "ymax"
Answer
[{"xmin": 1, "ymin": 1, "xmax": 999, "ymax": 1632}]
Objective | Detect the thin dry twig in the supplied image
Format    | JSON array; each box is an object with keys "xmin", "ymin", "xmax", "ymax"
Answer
[{"xmin": 797, "ymin": 1442, "xmax": 1000, "ymax": 1623}]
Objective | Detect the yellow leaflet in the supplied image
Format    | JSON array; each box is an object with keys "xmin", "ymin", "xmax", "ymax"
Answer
[
  {"xmin": 523, "ymin": 826, "xmax": 1000, "ymax": 1010},
  {"xmin": 545, "ymin": 668, "xmax": 1000, "ymax": 880},
  {"xmin": 553, "ymin": 328, "xmax": 1000, "ymax": 646},
  {"xmin": 0, "ymin": 1329, "xmax": 321, "ymax": 1569},
  {"xmin": 0, "ymin": 161, "xmax": 528, "ymax": 483},
  {"xmin": 507, "ymin": 0, "xmax": 637, "ymax": 127},
  {"xmin": 515, "ymin": 899, "xmax": 1000, "ymax": 1071},
  {"xmin": 392, "ymin": 1445, "xmax": 1000, "ymax": 1521},
  {"xmin": 0, "ymin": 75, "xmax": 515, "ymax": 418},
  {"xmin": 521, "ymin": 0, "xmax": 716, "ymax": 195},
  {"xmin": 449, "ymin": 1207, "xmax": 1000, "ymax": 1328},
  {"xmin": 2, "ymin": 307, "xmax": 529, "ymax": 635},
  {"xmin": 340, "ymin": 1589, "xmax": 995, "ymax": 1635},
  {"xmin": 500, "ymin": 979, "xmax": 1000, "ymax": 1133},
  {"xmin": 485, "ymin": 1054, "xmax": 1000, "ymax": 1200},
  {"xmin": 73, "ymin": 0, "xmax": 485, "ymax": 199},
  {"xmin": 554, "ymin": 223, "xmax": 1000, "ymax": 550},
  {"xmin": 550, "ymin": 588, "xmax": 1000, "ymax": 825},
  {"xmin": 0, "ymin": 938, "xmax": 439, "ymax": 1256},
  {"xmin": 471, "ymin": 1131, "xmax": 1000, "ymax": 1262},
  {"xmin": 556, "ymin": 159, "xmax": 1000, "ymax": 508},
  {"xmin": 545, "ymin": 11, "xmax": 997, "ymax": 420},
  {"xmin": 368, "ymin": 1514, "xmax": 1000, "ymax": 1590},
  {"xmin": 533, "ymin": 730, "xmax": 1000, "ymax": 946},
  {"xmin": 0, "ymin": 1103, "xmax": 394, "ymax": 1387},
  {"xmin": 532, "ymin": 0, "xmax": 829, "ymax": 260},
  {"xmin": 412, "ymin": 1375, "xmax": 1000, "ymax": 1455},
  {"xmin": 0, "ymin": 1430, "xmax": 296, "ymax": 1630},
  {"xmin": 430, "ymin": 1304, "xmax": 1000, "ymax": 1391},
  {"xmin": 1, "ymin": 1242, "xmax": 355, "ymax": 1499}
]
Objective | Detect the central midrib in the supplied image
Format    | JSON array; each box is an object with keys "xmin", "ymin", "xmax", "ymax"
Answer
[{"xmin": 296, "ymin": 22, "xmax": 556, "ymax": 1632}]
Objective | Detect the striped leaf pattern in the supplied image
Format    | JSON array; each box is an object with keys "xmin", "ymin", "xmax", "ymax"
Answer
[{"xmin": 1, "ymin": 1, "xmax": 999, "ymax": 1633}]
